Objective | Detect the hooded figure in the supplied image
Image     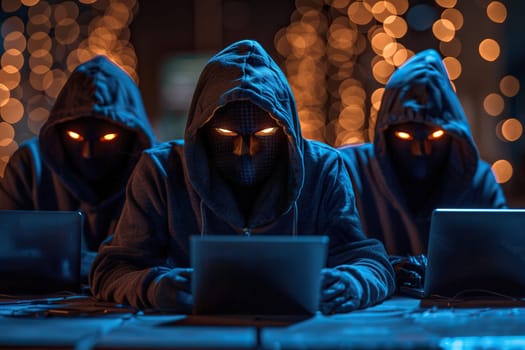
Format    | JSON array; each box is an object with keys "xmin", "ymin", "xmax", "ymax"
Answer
[
  {"xmin": 90, "ymin": 40, "xmax": 395, "ymax": 314},
  {"xmin": 0, "ymin": 56, "xmax": 156, "ymax": 278},
  {"xmin": 338, "ymin": 49, "xmax": 506, "ymax": 288}
]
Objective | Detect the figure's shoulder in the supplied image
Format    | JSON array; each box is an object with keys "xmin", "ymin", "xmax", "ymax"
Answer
[
  {"xmin": 336, "ymin": 142, "xmax": 374, "ymax": 164},
  {"xmin": 337, "ymin": 142, "xmax": 373, "ymax": 155},
  {"xmin": 139, "ymin": 139, "xmax": 184, "ymax": 172},
  {"xmin": 473, "ymin": 158, "xmax": 500, "ymax": 182},
  {"xmin": 476, "ymin": 158, "xmax": 492, "ymax": 171},
  {"xmin": 303, "ymin": 140, "xmax": 375, "ymax": 166},
  {"xmin": 8, "ymin": 137, "xmax": 40, "ymax": 163},
  {"xmin": 18, "ymin": 137, "xmax": 39, "ymax": 150},
  {"xmin": 144, "ymin": 139, "xmax": 183, "ymax": 158},
  {"xmin": 303, "ymin": 139, "xmax": 341, "ymax": 163}
]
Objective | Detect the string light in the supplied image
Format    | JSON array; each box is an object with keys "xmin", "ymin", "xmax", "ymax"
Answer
[
  {"xmin": 275, "ymin": 0, "xmax": 519, "ymax": 184},
  {"xmin": 0, "ymin": 0, "xmax": 139, "ymax": 176}
]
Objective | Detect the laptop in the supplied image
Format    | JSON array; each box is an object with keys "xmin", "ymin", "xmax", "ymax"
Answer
[
  {"xmin": 190, "ymin": 235, "xmax": 328, "ymax": 318},
  {"xmin": 0, "ymin": 210, "xmax": 83, "ymax": 294},
  {"xmin": 421, "ymin": 208, "xmax": 525, "ymax": 307}
]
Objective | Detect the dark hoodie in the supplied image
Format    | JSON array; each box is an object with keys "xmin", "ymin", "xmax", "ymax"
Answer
[
  {"xmin": 338, "ymin": 49, "xmax": 506, "ymax": 256},
  {"xmin": 90, "ymin": 40, "xmax": 395, "ymax": 310},
  {"xmin": 0, "ymin": 56, "xmax": 156, "ymax": 253}
]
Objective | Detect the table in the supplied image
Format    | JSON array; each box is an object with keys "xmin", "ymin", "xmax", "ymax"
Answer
[{"xmin": 2, "ymin": 295, "xmax": 525, "ymax": 349}]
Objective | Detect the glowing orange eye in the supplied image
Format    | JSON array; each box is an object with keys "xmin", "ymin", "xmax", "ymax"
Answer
[
  {"xmin": 254, "ymin": 127, "xmax": 278, "ymax": 136},
  {"xmin": 66, "ymin": 131, "xmax": 83, "ymax": 141},
  {"xmin": 101, "ymin": 133, "xmax": 118, "ymax": 142},
  {"xmin": 429, "ymin": 129, "xmax": 445, "ymax": 140},
  {"xmin": 215, "ymin": 128, "xmax": 238, "ymax": 136},
  {"xmin": 394, "ymin": 131, "xmax": 413, "ymax": 140}
]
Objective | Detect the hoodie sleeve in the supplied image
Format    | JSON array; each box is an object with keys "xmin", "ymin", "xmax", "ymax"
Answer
[
  {"xmin": 89, "ymin": 149, "xmax": 174, "ymax": 309},
  {"xmin": 319, "ymin": 151, "xmax": 396, "ymax": 308},
  {"xmin": 0, "ymin": 140, "xmax": 39, "ymax": 210}
]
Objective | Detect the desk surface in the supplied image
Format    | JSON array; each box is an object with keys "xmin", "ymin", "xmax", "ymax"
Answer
[{"xmin": 2, "ymin": 295, "xmax": 525, "ymax": 349}]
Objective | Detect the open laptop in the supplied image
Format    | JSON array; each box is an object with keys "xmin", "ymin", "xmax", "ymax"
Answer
[
  {"xmin": 0, "ymin": 210, "xmax": 83, "ymax": 295},
  {"xmin": 190, "ymin": 235, "xmax": 328, "ymax": 320},
  {"xmin": 421, "ymin": 208, "xmax": 525, "ymax": 307}
]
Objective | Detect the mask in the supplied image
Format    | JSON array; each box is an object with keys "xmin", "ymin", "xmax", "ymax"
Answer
[
  {"xmin": 385, "ymin": 121, "xmax": 451, "ymax": 182},
  {"xmin": 59, "ymin": 117, "xmax": 134, "ymax": 184},
  {"xmin": 204, "ymin": 101, "xmax": 286, "ymax": 187}
]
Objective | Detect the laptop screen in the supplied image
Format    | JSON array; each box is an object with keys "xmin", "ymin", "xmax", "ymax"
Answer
[
  {"xmin": 424, "ymin": 208, "xmax": 525, "ymax": 299},
  {"xmin": 0, "ymin": 210, "xmax": 83, "ymax": 294},
  {"xmin": 190, "ymin": 235, "xmax": 328, "ymax": 316}
]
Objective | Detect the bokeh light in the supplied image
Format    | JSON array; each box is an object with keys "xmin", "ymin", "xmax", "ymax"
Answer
[
  {"xmin": 389, "ymin": 0, "xmax": 410, "ymax": 16},
  {"xmin": 2, "ymin": 0, "xmax": 22, "ymax": 13},
  {"xmin": 0, "ymin": 66, "xmax": 22, "ymax": 90},
  {"xmin": 21, "ymin": 0, "xmax": 40, "ymax": 6},
  {"xmin": 491, "ymin": 159, "xmax": 513, "ymax": 184},
  {"xmin": 372, "ymin": 59, "xmax": 395, "ymax": 85},
  {"xmin": 43, "ymin": 69, "xmax": 68, "ymax": 99},
  {"xmin": 432, "ymin": 19, "xmax": 455, "ymax": 42},
  {"xmin": 3, "ymin": 31, "xmax": 27, "ymax": 52},
  {"xmin": 487, "ymin": 1, "xmax": 507, "ymax": 24},
  {"xmin": 0, "ymin": 98, "xmax": 24, "ymax": 124},
  {"xmin": 479, "ymin": 38, "xmax": 500, "ymax": 62},
  {"xmin": 55, "ymin": 19, "xmax": 81, "ymax": 45},
  {"xmin": 371, "ymin": 88, "xmax": 385, "ymax": 111},
  {"xmin": 0, "ymin": 84, "xmax": 10, "ymax": 107},
  {"xmin": 442, "ymin": 56, "xmax": 462, "ymax": 80},
  {"xmin": 383, "ymin": 15, "xmax": 408, "ymax": 38},
  {"xmin": 499, "ymin": 75, "xmax": 520, "ymax": 97},
  {"xmin": 371, "ymin": 1, "xmax": 397, "ymax": 23},
  {"xmin": 54, "ymin": 1, "xmax": 80, "ymax": 23},
  {"xmin": 371, "ymin": 32, "xmax": 394, "ymax": 55},
  {"xmin": 497, "ymin": 118, "xmax": 523, "ymax": 142},
  {"xmin": 483, "ymin": 93, "xmax": 505, "ymax": 117},
  {"xmin": 0, "ymin": 139, "xmax": 19, "ymax": 163},
  {"xmin": 27, "ymin": 32, "xmax": 52, "ymax": 54},
  {"xmin": 347, "ymin": 2, "xmax": 373, "ymax": 26},
  {"xmin": 0, "ymin": 122, "xmax": 15, "ymax": 147},
  {"xmin": 2, "ymin": 49, "xmax": 25, "ymax": 70},
  {"xmin": 28, "ymin": 106, "xmax": 49, "ymax": 123},
  {"xmin": 441, "ymin": 8, "xmax": 463, "ymax": 30},
  {"xmin": 29, "ymin": 49, "xmax": 53, "ymax": 74},
  {"xmin": 339, "ymin": 105, "xmax": 365, "ymax": 130},
  {"xmin": 435, "ymin": 0, "xmax": 457, "ymax": 8},
  {"xmin": 27, "ymin": 13, "xmax": 52, "ymax": 35}
]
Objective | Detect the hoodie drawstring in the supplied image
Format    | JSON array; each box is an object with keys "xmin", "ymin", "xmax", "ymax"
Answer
[{"xmin": 200, "ymin": 200, "xmax": 298, "ymax": 237}]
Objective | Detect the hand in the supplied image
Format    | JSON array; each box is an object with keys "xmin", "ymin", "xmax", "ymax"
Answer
[
  {"xmin": 161, "ymin": 267, "xmax": 193, "ymax": 293},
  {"xmin": 151, "ymin": 268, "xmax": 193, "ymax": 312},
  {"xmin": 389, "ymin": 254, "xmax": 427, "ymax": 290},
  {"xmin": 319, "ymin": 268, "xmax": 361, "ymax": 315}
]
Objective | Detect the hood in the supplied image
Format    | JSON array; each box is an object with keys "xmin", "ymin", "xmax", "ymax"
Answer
[
  {"xmin": 184, "ymin": 39, "xmax": 304, "ymax": 229},
  {"xmin": 373, "ymin": 49, "xmax": 479, "ymax": 192},
  {"xmin": 39, "ymin": 55, "xmax": 156, "ymax": 203}
]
